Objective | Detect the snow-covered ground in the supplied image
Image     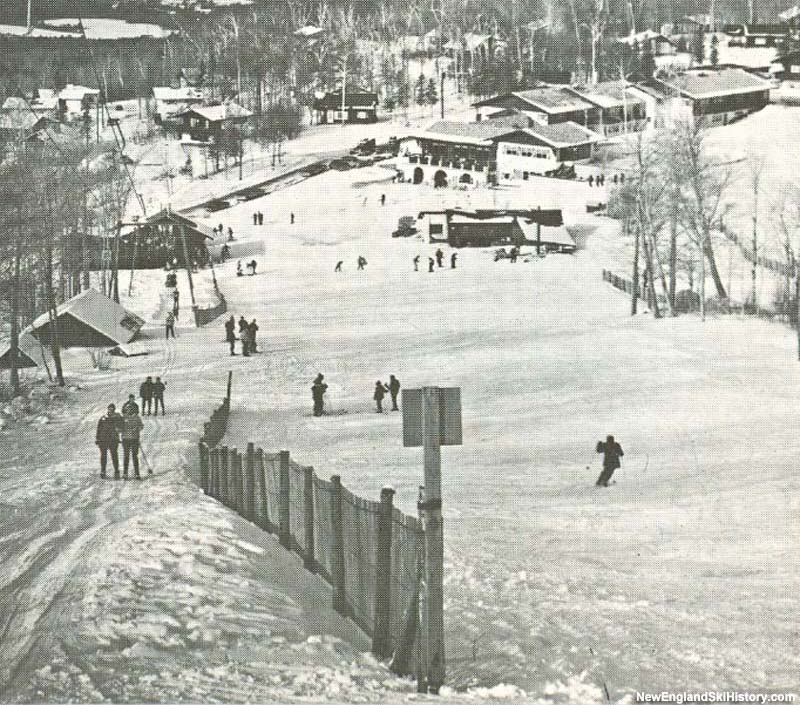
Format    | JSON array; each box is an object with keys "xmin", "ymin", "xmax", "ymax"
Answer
[{"xmin": 1, "ymin": 117, "xmax": 799, "ymax": 704}]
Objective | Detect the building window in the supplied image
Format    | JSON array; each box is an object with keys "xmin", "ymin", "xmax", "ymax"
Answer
[
  {"xmin": 523, "ymin": 172, "xmax": 529, "ymax": 180},
  {"xmin": 430, "ymin": 223, "xmax": 444, "ymax": 235}
]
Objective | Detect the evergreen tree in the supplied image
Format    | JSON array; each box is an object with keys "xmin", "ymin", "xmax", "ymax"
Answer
[
  {"xmin": 415, "ymin": 74, "xmax": 426, "ymax": 105},
  {"xmin": 396, "ymin": 69, "xmax": 409, "ymax": 108},
  {"xmin": 710, "ymin": 34, "xmax": 719, "ymax": 66},
  {"xmin": 425, "ymin": 77, "xmax": 438, "ymax": 106},
  {"xmin": 692, "ymin": 25, "xmax": 706, "ymax": 63},
  {"xmin": 639, "ymin": 41, "xmax": 656, "ymax": 79}
]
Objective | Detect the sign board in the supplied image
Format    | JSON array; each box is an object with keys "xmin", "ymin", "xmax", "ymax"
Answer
[{"xmin": 402, "ymin": 387, "xmax": 462, "ymax": 447}]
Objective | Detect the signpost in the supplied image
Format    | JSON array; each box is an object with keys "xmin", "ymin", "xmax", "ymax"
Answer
[{"xmin": 401, "ymin": 386, "xmax": 461, "ymax": 694}]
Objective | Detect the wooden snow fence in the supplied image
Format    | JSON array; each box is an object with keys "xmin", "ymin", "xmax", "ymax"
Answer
[
  {"xmin": 196, "ymin": 440, "xmax": 425, "ymax": 680},
  {"xmin": 602, "ymin": 268, "xmax": 667, "ymax": 306}
]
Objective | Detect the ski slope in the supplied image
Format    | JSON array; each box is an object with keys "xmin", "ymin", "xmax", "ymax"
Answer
[{"xmin": 0, "ymin": 159, "xmax": 797, "ymax": 703}]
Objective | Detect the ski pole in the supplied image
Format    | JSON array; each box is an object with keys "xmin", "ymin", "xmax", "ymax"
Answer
[{"xmin": 140, "ymin": 446, "xmax": 154, "ymax": 474}]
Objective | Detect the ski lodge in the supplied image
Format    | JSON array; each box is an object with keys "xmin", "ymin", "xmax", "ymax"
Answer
[
  {"xmin": 417, "ymin": 208, "xmax": 575, "ymax": 252},
  {"xmin": 28, "ymin": 289, "xmax": 144, "ymax": 349},
  {"xmin": 176, "ymin": 102, "xmax": 252, "ymax": 143},
  {"xmin": 152, "ymin": 86, "xmax": 204, "ymax": 124}
]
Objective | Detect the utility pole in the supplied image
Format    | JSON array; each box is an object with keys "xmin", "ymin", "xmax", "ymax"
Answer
[
  {"xmin": 341, "ymin": 54, "xmax": 347, "ymax": 127},
  {"xmin": 440, "ymin": 71, "xmax": 445, "ymax": 119},
  {"xmin": 27, "ymin": 0, "xmax": 32, "ymax": 31}
]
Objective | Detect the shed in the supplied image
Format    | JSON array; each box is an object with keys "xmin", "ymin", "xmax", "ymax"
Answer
[
  {"xmin": 29, "ymin": 289, "xmax": 144, "ymax": 348},
  {"xmin": 0, "ymin": 331, "xmax": 48, "ymax": 370},
  {"xmin": 312, "ymin": 86, "xmax": 378, "ymax": 124}
]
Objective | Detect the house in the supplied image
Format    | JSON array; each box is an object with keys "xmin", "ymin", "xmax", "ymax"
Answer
[
  {"xmin": 152, "ymin": 86, "xmax": 204, "ymax": 123},
  {"xmin": 112, "ymin": 208, "xmax": 216, "ymax": 269},
  {"xmin": 653, "ymin": 67, "xmax": 771, "ymax": 125},
  {"xmin": 0, "ymin": 331, "xmax": 47, "ymax": 371},
  {"xmin": 57, "ymin": 84, "xmax": 99, "ymax": 117},
  {"xmin": 29, "ymin": 289, "xmax": 144, "ymax": 349},
  {"xmin": 723, "ymin": 24, "xmax": 789, "ymax": 48},
  {"xmin": 444, "ymin": 32, "xmax": 500, "ymax": 73},
  {"xmin": 616, "ymin": 30, "xmax": 691, "ymax": 70},
  {"xmin": 670, "ymin": 15, "xmax": 713, "ymax": 36},
  {"xmin": 473, "ymin": 86, "xmax": 598, "ymax": 126},
  {"xmin": 397, "ymin": 117, "xmax": 602, "ymax": 187},
  {"xmin": 565, "ymin": 81, "xmax": 648, "ymax": 135},
  {"xmin": 312, "ymin": 87, "xmax": 378, "ymax": 124},
  {"xmin": 417, "ymin": 208, "xmax": 574, "ymax": 252},
  {"xmin": 177, "ymin": 102, "xmax": 252, "ymax": 142},
  {"xmin": 0, "ymin": 111, "xmax": 51, "ymax": 144},
  {"xmin": 294, "ymin": 25, "xmax": 325, "ymax": 43}
]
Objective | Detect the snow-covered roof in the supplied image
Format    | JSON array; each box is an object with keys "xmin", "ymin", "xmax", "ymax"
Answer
[
  {"xmin": 617, "ymin": 29, "xmax": 674, "ymax": 46},
  {"xmin": 153, "ymin": 86, "xmax": 204, "ymax": 102},
  {"xmin": 423, "ymin": 120, "xmax": 517, "ymax": 145},
  {"xmin": 514, "ymin": 121, "xmax": 603, "ymax": 147},
  {"xmin": 515, "ymin": 219, "xmax": 575, "ymax": 247},
  {"xmin": 780, "ymin": 5, "xmax": 800, "ymax": 21},
  {"xmin": 567, "ymin": 80, "xmax": 644, "ymax": 109},
  {"xmin": 657, "ymin": 68, "xmax": 771, "ymax": 99},
  {"xmin": 181, "ymin": 102, "xmax": 252, "ymax": 121},
  {"xmin": 59, "ymin": 85, "xmax": 100, "ymax": 101},
  {"xmin": 0, "ymin": 331, "xmax": 46, "ymax": 370},
  {"xmin": 294, "ymin": 24, "xmax": 324, "ymax": 38},
  {"xmin": 31, "ymin": 289, "xmax": 144, "ymax": 347},
  {"xmin": 444, "ymin": 32, "xmax": 493, "ymax": 52},
  {"xmin": 476, "ymin": 87, "xmax": 595, "ymax": 115}
]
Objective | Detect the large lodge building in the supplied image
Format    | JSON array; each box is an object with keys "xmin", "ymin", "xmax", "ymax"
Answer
[{"xmin": 397, "ymin": 67, "xmax": 771, "ymax": 188}]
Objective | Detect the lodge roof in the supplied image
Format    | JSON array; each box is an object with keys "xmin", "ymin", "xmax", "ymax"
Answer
[
  {"xmin": 496, "ymin": 121, "xmax": 603, "ymax": 148},
  {"xmin": 474, "ymin": 86, "xmax": 595, "ymax": 114},
  {"xmin": 656, "ymin": 67, "xmax": 771, "ymax": 99},
  {"xmin": 30, "ymin": 288, "xmax": 144, "ymax": 347},
  {"xmin": 616, "ymin": 29, "xmax": 675, "ymax": 46},
  {"xmin": 59, "ymin": 84, "xmax": 99, "ymax": 101},
  {"xmin": 567, "ymin": 80, "xmax": 645, "ymax": 109},
  {"xmin": 153, "ymin": 86, "xmax": 204, "ymax": 101},
  {"xmin": 423, "ymin": 120, "xmax": 518, "ymax": 144}
]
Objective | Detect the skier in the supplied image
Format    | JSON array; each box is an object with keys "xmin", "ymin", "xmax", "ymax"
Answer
[
  {"xmin": 357, "ymin": 256, "xmax": 367, "ymax": 270},
  {"xmin": 228, "ymin": 226, "xmax": 234, "ymax": 241},
  {"xmin": 373, "ymin": 380, "xmax": 389, "ymax": 413},
  {"xmin": 152, "ymin": 377, "xmax": 166, "ymax": 416},
  {"xmin": 165, "ymin": 311, "xmax": 176, "ymax": 339},
  {"xmin": 335, "ymin": 261, "xmax": 343, "ymax": 272},
  {"xmin": 435, "ymin": 248, "xmax": 444, "ymax": 268},
  {"xmin": 238, "ymin": 316, "xmax": 250, "ymax": 356},
  {"xmin": 595, "ymin": 435, "xmax": 624, "ymax": 487},
  {"xmin": 253, "ymin": 212, "xmax": 258, "ymax": 225},
  {"xmin": 220, "ymin": 244, "xmax": 230, "ymax": 262},
  {"xmin": 588, "ymin": 174, "xmax": 594, "ymax": 187},
  {"xmin": 312, "ymin": 374, "xmax": 328, "ymax": 417},
  {"xmin": 451, "ymin": 252, "xmax": 458, "ymax": 269},
  {"xmin": 139, "ymin": 376, "xmax": 154, "ymax": 416},
  {"xmin": 413, "ymin": 255, "xmax": 420, "ymax": 271},
  {"xmin": 380, "ymin": 193, "xmax": 386, "ymax": 206},
  {"xmin": 250, "ymin": 259, "xmax": 257, "ymax": 275},
  {"xmin": 290, "ymin": 212, "xmax": 295, "ymax": 225},
  {"xmin": 172, "ymin": 289, "xmax": 180, "ymax": 318},
  {"xmin": 121, "ymin": 406, "xmax": 145, "ymax": 480},
  {"xmin": 122, "ymin": 394, "xmax": 139, "ymax": 416},
  {"xmin": 225, "ymin": 315, "xmax": 236, "ymax": 355},
  {"xmin": 236, "ymin": 261, "xmax": 243, "ymax": 277},
  {"xmin": 388, "ymin": 374, "xmax": 401, "ymax": 411},
  {"xmin": 248, "ymin": 319, "xmax": 259, "ymax": 353},
  {"xmin": 428, "ymin": 256, "xmax": 435, "ymax": 273},
  {"xmin": 258, "ymin": 211, "xmax": 264, "ymax": 225},
  {"xmin": 96, "ymin": 403, "xmax": 122, "ymax": 480}
]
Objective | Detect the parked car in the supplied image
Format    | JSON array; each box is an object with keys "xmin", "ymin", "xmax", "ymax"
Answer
[
  {"xmin": 351, "ymin": 138, "xmax": 376, "ymax": 155},
  {"xmin": 329, "ymin": 156, "xmax": 361, "ymax": 171}
]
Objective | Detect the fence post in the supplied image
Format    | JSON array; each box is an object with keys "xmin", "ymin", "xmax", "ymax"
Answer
[
  {"xmin": 226, "ymin": 370, "xmax": 233, "ymax": 404},
  {"xmin": 245, "ymin": 442, "xmax": 256, "ymax": 523},
  {"xmin": 330, "ymin": 474, "xmax": 347, "ymax": 615},
  {"xmin": 256, "ymin": 448, "xmax": 270, "ymax": 531},
  {"xmin": 372, "ymin": 486, "xmax": 395, "ymax": 659},
  {"xmin": 209, "ymin": 447, "xmax": 219, "ymax": 499},
  {"xmin": 220, "ymin": 445, "xmax": 230, "ymax": 507},
  {"xmin": 232, "ymin": 450, "xmax": 244, "ymax": 515},
  {"xmin": 279, "ymin": 450, "xmax": 291, "ymax": 549},
  {"xmin": 303, "ymin": 466, "xmax": 315, "ymax": 571},
  {"xmin": 199, "ymin": 442, "xmax": 209, "ymax": 494}
]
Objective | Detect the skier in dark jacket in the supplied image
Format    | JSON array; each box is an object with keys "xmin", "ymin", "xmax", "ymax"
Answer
[
  {"xmin": 428, "ymin": 257, "xmax": 435, "ymax": 273},
  {"xmin": 373, "ymin": 380, "xmax": 389, "ymax": 413},
  {"xmin": 413, "ymin": 255, "xmax": 420, "ymax": 271},
  {"xmin": 596, "ymin": 435, "xmax": 624, "ymax": 487},
  {"xmin": 435, "ymin": 248, "xmax": 444, "ymax": 268},
  {"xmin": 96, "ymin": 404, "xmax": 123, "ymax": 479},
  {"xmin": 238, "ymin": 316, "xmax": 250, "ymax": 356},
  {"xmin": 312, "ymin": 374, "xmax": 328, "ymax": 416},
  {"xmin": 388, "ymin": 375, "xmax": 401, "ymax": 411},
  {"xmin": 122, "ymin": 394, "xmax": 139, "ymax": 416},
  {"xmin": 248, "ymin": 319, "xmax": 259, "ymax": 353},
  {"xmin": 225, "ymin": 315, "xmax": 236, "ymax": 355},
  {"xmin": 152, "ymin": 377, "xmax": 166, "ymax": 416},
  {"xmin": 121, "ymin": 407, "xmax": 145, "ymax": 480},
  {"xmin": 140, "ymin": 376, "xmax": 154, "ymax": 416}
]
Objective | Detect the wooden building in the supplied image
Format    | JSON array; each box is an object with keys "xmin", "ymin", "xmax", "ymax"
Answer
[
  {"xmin": 177, "ymin": 102, "xmax": 252, "ymax": 143},
  {"xmin": 29, "ymin": 289, "xmax": 144, "ymax": 349},
  {"xmin": 417, "ymin": 208, "xmax": 574, "ymax": 252},
  {"xmin": 723, "ymin": 23, "xmax": 789, "ymax": 47},
  {"xmin": 565, "ymin": 81, "xmax": 648, "ymax": 135},
  {"xmin": 473, "ymin": 86, "xmax": 597, "ymax": 126},
  {"xmin": 312, "ymin": 87, "xmax": 379, "ymax": 124}
]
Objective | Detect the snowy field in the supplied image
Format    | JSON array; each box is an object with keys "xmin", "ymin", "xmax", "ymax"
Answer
[{"xmin": 1, "ymin": 135, "xmax": 799, "ymax": 702}]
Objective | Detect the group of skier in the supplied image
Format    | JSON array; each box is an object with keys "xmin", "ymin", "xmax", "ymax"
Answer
[
  {"xmin": 412, "ymin": 250, "xmax": 457, "ymax": 272},
  {"xmin": 95, "ymin": 391, "xmax": 153, "ymax": 480},
  {"xmin": 309, "ymin": 373, "xmax": 401, "ymax": 416},
  {"xmin": 236, "ymin": 259, "xmax": 259, "ymax": 276},
  {"xmin": 252, "ymin": 211, "xmax": 265, "ymax": 226},
  {"xmin": 224, "ymin": 315, "xmax": 259, "ymax": 356}
]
